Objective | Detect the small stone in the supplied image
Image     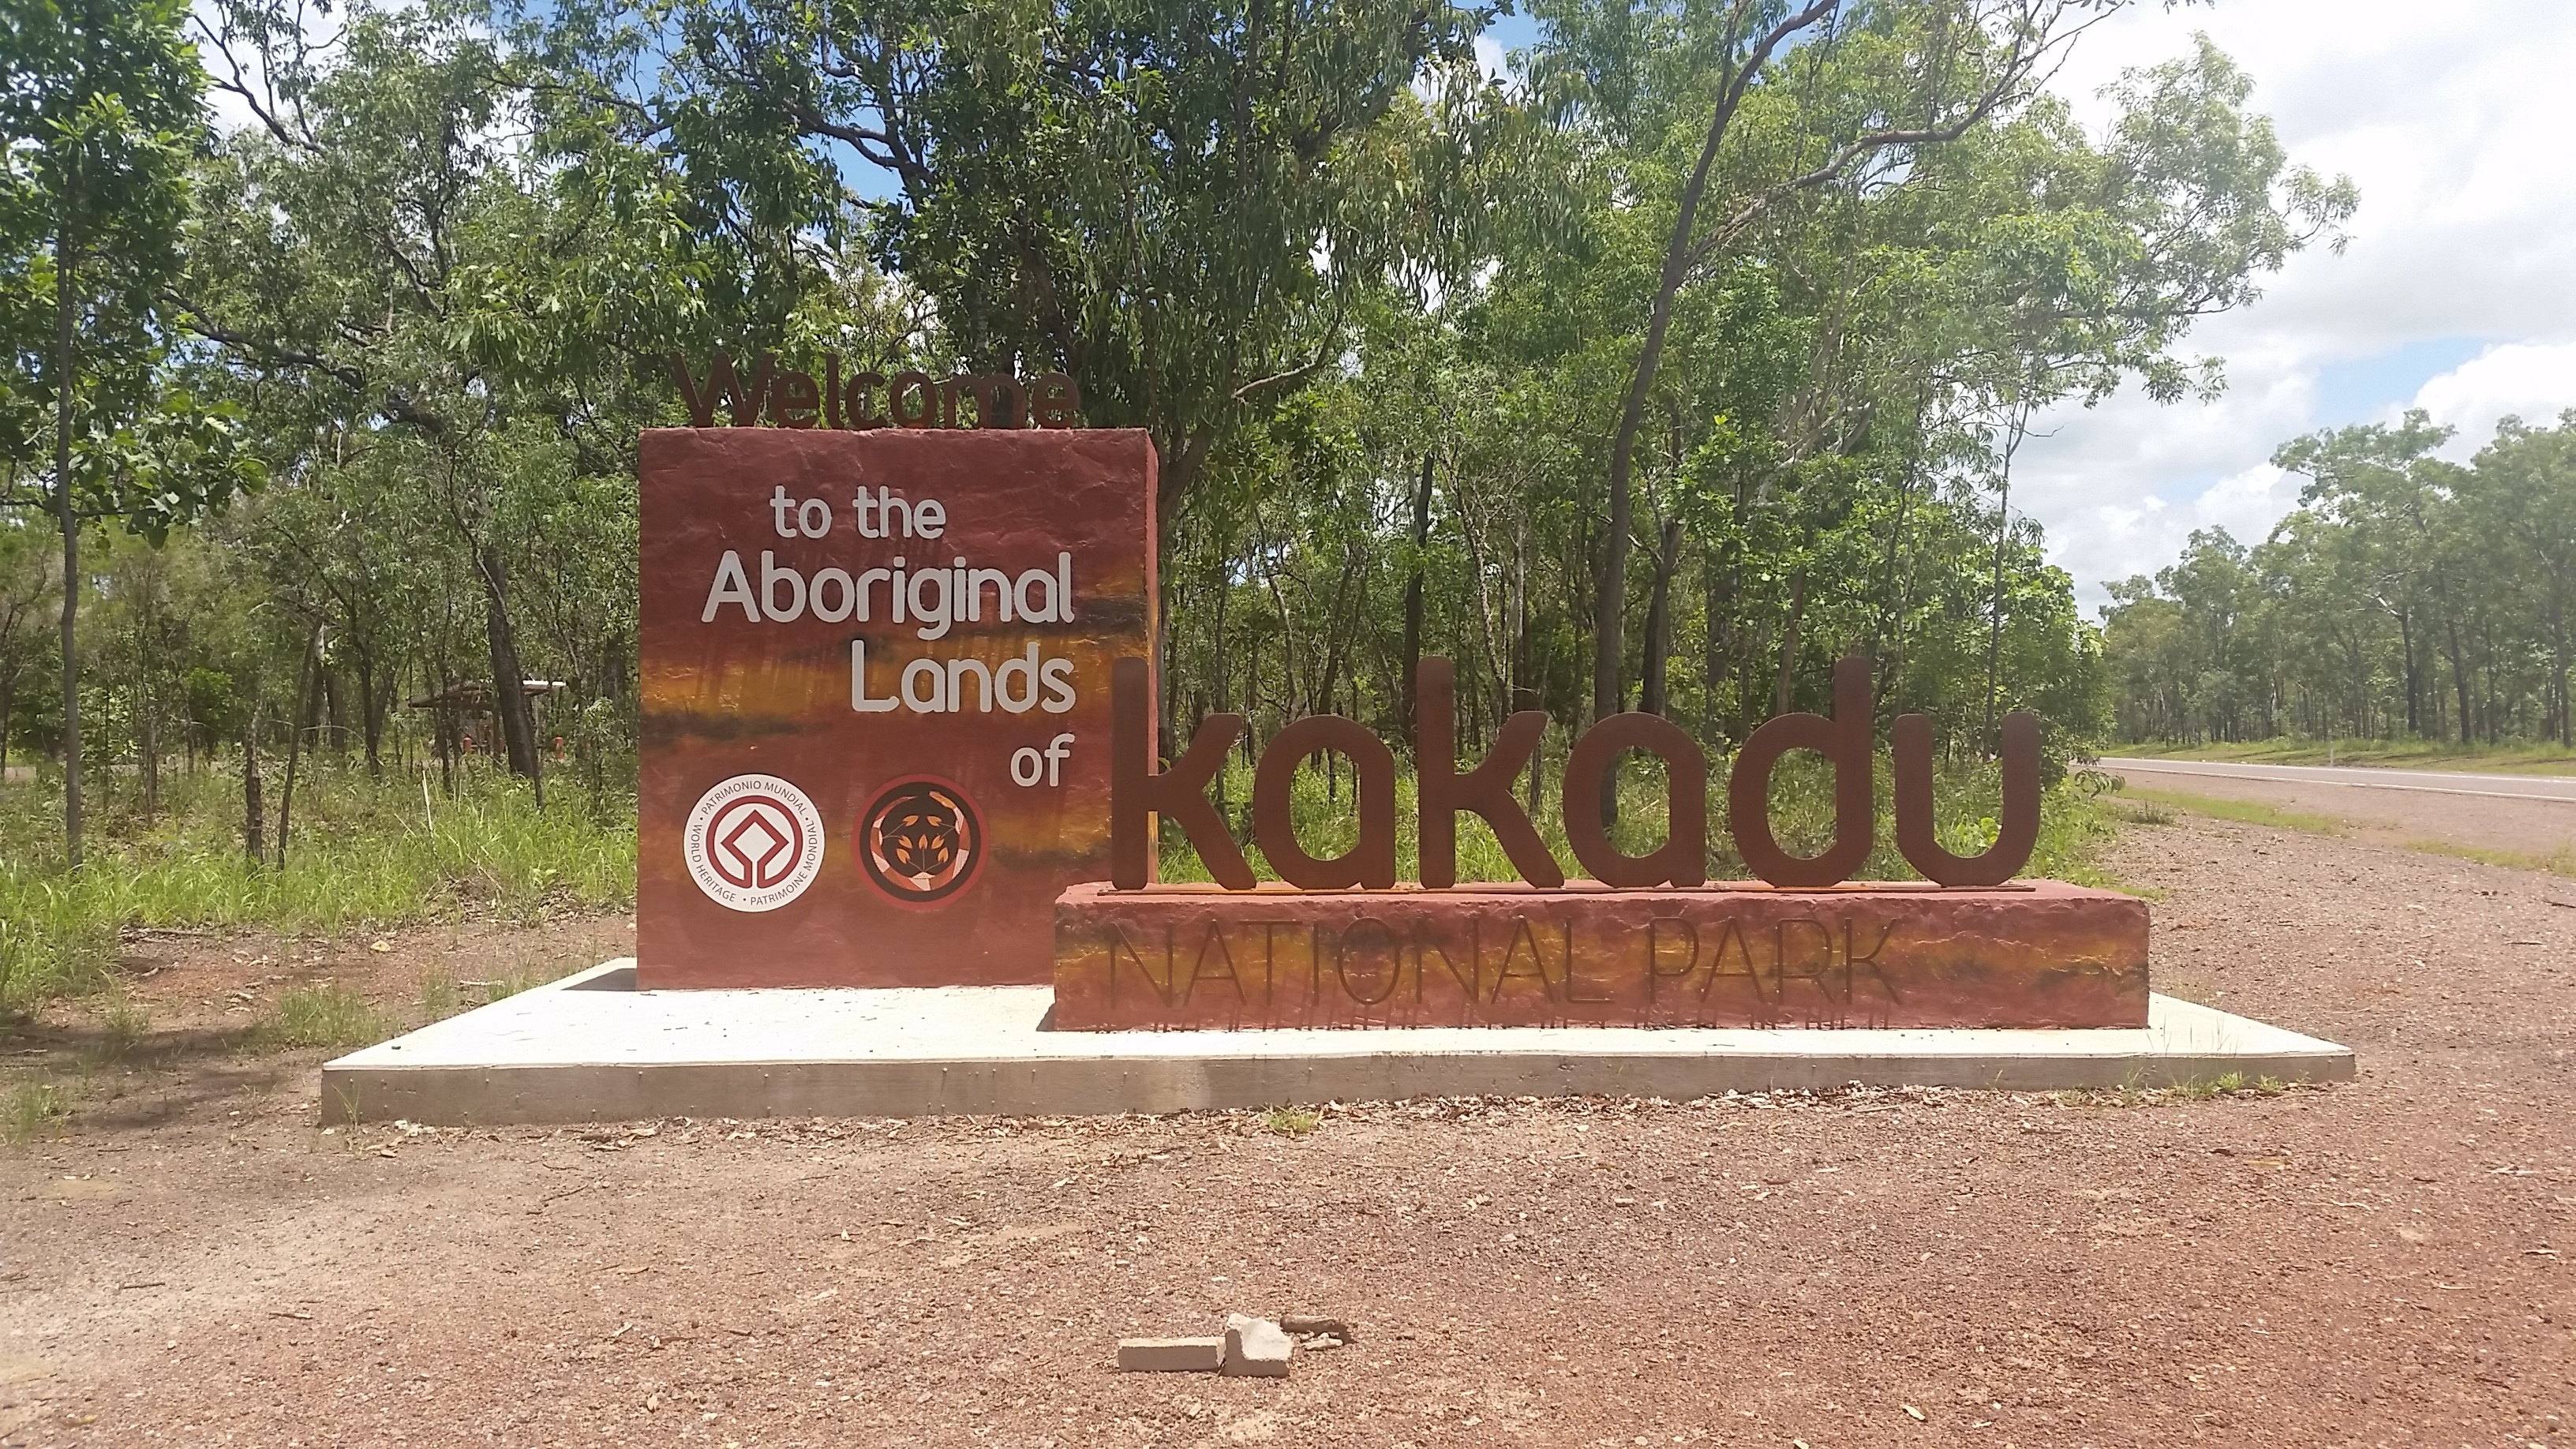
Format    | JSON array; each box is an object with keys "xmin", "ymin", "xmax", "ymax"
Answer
[
  {"xmin": 1116, "ymin": 1337, "xmax": 1224, "ymax": 1372},
  {"xmin": 1280, "ymin": 1313, "xmax": 1354, "ymax": 1342},
  {"xmin": 1222, "ymin": 1314, "xmax": 1292, "ymax": 1378}
]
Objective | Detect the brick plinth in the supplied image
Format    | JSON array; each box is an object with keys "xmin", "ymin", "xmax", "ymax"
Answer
[{"xmin": 1051, "ymin": 881, "xmax": 2148, "ymax": 1031}]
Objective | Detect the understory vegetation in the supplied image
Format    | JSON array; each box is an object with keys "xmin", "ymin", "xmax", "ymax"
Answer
[{"xmin": 0, "ymin": 761, "xmax": 632, "ymax": 1014}]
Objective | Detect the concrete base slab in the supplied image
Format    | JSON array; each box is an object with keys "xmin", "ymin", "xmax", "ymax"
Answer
[{"xmin": 320, "ymin": 959, "xmax": 2355, "ymax": 1125}]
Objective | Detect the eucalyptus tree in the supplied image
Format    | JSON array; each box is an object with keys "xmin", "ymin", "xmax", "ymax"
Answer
[
  {"xmin": 2465, "ymin": 413, "xmax": 2576, "ymax": 747},
  {"xmin": 0, "ymin": 0, "xmax": 264, "ymax": 861},
  {"xmin": 1512, "ymin": 0, "xmax": 2352, "ymax": 737},
  {"xmin": 560, "ymin": 0, "xmax": 1500, "ymax": 548},
  {"xmin": 2273, "ymin": 413, "xmax": 2471, "ymax": 743}
]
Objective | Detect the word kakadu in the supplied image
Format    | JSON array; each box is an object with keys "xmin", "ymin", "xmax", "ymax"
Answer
[{"xmin": 1110, "ymin": 657, "xmax": 2040, "ymax": 892}]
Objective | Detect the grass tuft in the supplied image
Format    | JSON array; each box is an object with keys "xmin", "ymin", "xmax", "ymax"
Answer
[
  {"xmin": 252, "ymin": 984, "xmax": 392, "ymax": 1053},
  {"xmin": 3, "ymin": 1080, "xmax": 69, "ymax": 1144},
  {"xmin": 1261, "ymin": 1106, "xmax": 1321, "ymax": 1136},
  {"xmin": 418, "ymin": 972, "xmax": 461, "ymax": 1022},
  {"xmin": 87, "ymin": 993, "xmax": 151, "ymax": 1067}
]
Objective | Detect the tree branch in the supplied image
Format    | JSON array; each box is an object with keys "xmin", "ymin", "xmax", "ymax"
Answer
[{"xmin": 1230, "ymin": 304, "xmax": 1346, "ymax": 406}]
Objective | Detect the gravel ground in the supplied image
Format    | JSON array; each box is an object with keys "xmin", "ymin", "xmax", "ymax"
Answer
[{"xmin": 2, "ymin": 818, "xmax": 2571, "ymax": 1448}]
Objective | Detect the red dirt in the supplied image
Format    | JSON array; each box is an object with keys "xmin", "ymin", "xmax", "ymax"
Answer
[{"xmin": 2, "ymin": 818, "xmax": 2570, "ymax": 1447}]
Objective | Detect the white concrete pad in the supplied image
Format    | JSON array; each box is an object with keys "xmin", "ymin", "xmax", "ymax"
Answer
[{"xmin": 320, "ymin": 959, "xmax": 2355, "ymax": 1125}]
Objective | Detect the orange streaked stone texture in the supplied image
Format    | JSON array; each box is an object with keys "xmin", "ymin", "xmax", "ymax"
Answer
[
  {"xmin": 639, "ymin": 428, "xmax": 1154, "ymax": 987},
  {"xmin": 1051, "ymin": 881, "xmax": 2149, "ymax": 1030}
]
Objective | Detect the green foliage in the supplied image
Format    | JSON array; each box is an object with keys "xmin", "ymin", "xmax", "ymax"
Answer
[
  {"xmin": 602, "ymin": 0, "xmax": 1494, "ymax": 536},
  {"xmin": 0, "ymin": 0, "xmax": 208, "ymax": 459}
]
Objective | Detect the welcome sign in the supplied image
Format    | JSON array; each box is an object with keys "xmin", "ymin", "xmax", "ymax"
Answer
[{"xmin": 637, "ymin": 424, "xmax": 1155, "ymax": 987}]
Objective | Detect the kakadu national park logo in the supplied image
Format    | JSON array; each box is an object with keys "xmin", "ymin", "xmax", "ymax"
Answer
[
  {"xmin": 859, "ymin": 777, "xmax": 983, "ymax": 905},
  {"xmin": 686, "ymin": 774, "xmax": 827, "ymax": 912}
]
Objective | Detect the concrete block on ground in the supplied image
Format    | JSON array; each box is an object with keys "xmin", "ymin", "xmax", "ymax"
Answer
[
  {"xmin": 1222, "ymin": 1315, "xmax": 1291, "ymax": 1377},
  {"xmin": 1117, "ymin": 1338, "xmax": 1223, "ymax": 1372}
]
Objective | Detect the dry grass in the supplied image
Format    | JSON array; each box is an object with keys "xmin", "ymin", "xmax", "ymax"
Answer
[
  {"xmin": 2118, "ymin": 737, "xmax": 2576, "ymax": 775},
  {"xmin": 2117, "ymin": 786, "xmax": 2348, "ymax": 838}
]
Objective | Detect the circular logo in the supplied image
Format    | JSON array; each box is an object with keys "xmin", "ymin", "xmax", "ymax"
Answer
[
  {"xmin": 684, "ymin": 773, "xmax": 826, "ymax": 912},
  {"xmin": 858, "ymin": 777, "xmax": 983, "ymax": 905}
]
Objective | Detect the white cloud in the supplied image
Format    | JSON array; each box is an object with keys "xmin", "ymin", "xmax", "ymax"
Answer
[
  {"xmin": 2007, "ymin": 0, "xmax": 2576, "ymax": 610},
  {"xmin": 2409, "ymin": 343, "xmax": 2576, "ymax": 456}
]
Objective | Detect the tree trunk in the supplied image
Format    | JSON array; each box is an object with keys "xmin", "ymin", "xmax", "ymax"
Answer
[
  {"xmin": 1639, "ymin": 517, "xmax": 1683, "ymax": 717},
  {"xmin": 323, "ymin": 665, "xmax": 346, "ymax": 759},
  {"xmin": 1592, "ymin": 7, "xmax": 1828, "ymax": 730},
  {"xmin": 1157, "ymin": 578, "xmax": 1177, "ymax": 766},
  {"xmin": 1870, "ymin": 457, "xmax": 1923, "ymax": 710},
  {"xmin": 242, "ymin": 710, "xmax": 264, "ymax": 866},
  {"xmin": 477, "ymin": 545, "xmax": 542, "ymax": 792},
  {"xmin": 358, "ymin": 650, "xmax": 387, "ymax": 778},
  {"xmin": 2398, "ymin": 609, "xmax": 2418, "ymax": 736},
  {"xmin": 2556, "ymin": 608, "xmax": 2570, "ymax": 748},
  {"xmin": 53, "ymin": 167, "xmax": 81, "ymax": 867},
  {"xmin": 2443, "ymin": 616, "xmax": 2471, "ymax": 747},
  {"xmin": 138, "ymin": 657, "xmax": 157, "ymax": 817},
  {"xmin": 275, "ymin": 624, "xmax": 320, "ymax": 866},
  {"xmin": 1984, "ymin": 461, "xmax": 2013, "ymax": 743},
  {"xmin": 1702, "ymin": 542, "xmax": 1727, "ymax": 739},
  {"xmin": 436, "ymin": 694, "xmax": 455, "ymax": 799},
  {"xmin": 1773, "ymin": 570, "xmax": 1808, "ymax": 717},
  {"xmin": 1398, "ymin": 451, "xmax": 1435, "ymax": 743}
]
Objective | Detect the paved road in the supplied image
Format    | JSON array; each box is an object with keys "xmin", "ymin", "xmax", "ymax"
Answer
[{"xmin": 2102, "ymin": 755, "xmax": 2576, "ymax": 803}]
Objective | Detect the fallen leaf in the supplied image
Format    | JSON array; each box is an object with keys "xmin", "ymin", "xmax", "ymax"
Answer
[{"xmin": 369, "ymin": 939, "xmax": 394, "ymax": 953}]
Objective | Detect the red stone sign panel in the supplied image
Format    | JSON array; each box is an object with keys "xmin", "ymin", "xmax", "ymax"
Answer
[{"xmin": 638, "ymin": 428, "xmax": 1155, "ymax": 987}]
